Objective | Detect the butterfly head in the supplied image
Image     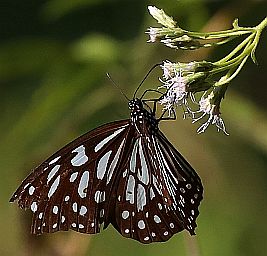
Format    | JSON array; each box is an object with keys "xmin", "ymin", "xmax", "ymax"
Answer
[{"xmin": 128, "ymin": 98, "xmax": 143, "ymax": 111}]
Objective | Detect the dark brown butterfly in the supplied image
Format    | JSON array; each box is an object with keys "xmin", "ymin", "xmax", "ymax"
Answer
[{"xmin": 10, "ymin": 73, "xmax": 203, "ymax": 244}]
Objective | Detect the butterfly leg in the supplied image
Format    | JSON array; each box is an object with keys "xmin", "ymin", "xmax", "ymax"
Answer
[
  {"xmin": 133, "ymin": 63, "xmax": 162, "ymax": 98},
  {"xmin": 158, "ymin": 107, "xmax": 177, "ymax": 121},
  {"xmin": 142, "ymin": 95, "xmax": 176, "ymax": 121},
  {"xmin": 140, "ymin": 89, "xmax": 164, "ymax": 101}
]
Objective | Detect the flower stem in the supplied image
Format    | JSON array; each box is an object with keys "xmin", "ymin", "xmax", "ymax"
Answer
[
  {"xmin": 214, "ymin": 34, "xmax": 254, "ymax": 65},
  {"xmin": 215, "ymin": 56, "xmax": 249, "ymax": 86}
]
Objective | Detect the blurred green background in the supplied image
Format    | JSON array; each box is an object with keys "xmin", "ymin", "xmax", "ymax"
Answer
[{"xmin": 1, "ymin": 0, "xmax": 267, "ymax": 255}]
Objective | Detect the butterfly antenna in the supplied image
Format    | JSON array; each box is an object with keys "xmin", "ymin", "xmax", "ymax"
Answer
[
  {"xmin": 133, "ymin": 63, "xmax": 162, "ymax": 99},
  {"xmin": 106, "ymin": 73, "xmax": 130, "ymax": 101}
]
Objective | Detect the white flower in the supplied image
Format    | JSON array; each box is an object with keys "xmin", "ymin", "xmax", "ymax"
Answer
[
  {"xmin": 147, "ymin": 27, "xmax": 161, "ymax": 42},
  {"xmin": 161, "ymin": 39, "xmax": 177, "ymax": 49},
  {"xmin": 161, "ymin": 61, "xmax": 175, "ymax": 79},
  {"xmin": 192, "ymin": 93, "xmax": 229, "ymax": 135},
  {"xmin": 159, "ymin": 66, "xmax": 190, "ymax": 116}
]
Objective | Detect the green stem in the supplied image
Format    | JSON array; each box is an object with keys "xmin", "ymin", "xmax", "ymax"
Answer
[
  {"xmin": 215, "ymin": 19, "xmax": 263, "ymax": 71},
  {"xmin": 255, "ymin": 17, "xmax": 267, "ymax": 31},
  {"xmin": 215, "ymin": 55, "xmax": 249, "ymax": 86},
  {"xmin": 177, "ymin": 17, "xmax": 266, "ymax": 40},
  {"xmin": 214, "ymin": 34, "xmax": 254, "ymax": 65},
  {"xmin": 202, "ymin": 36, "xmax": 237, "ymax": 48},
  {"xmin": 207, "ymin": 16, "xmax": 264, "ymax": 76},
  {"xmin": 212, "ymin": 40, "xmax": 252, "ymax": 75},
  {"xmin": 186, "ymin": 28, "xmax": 253, "ymax": 39}
]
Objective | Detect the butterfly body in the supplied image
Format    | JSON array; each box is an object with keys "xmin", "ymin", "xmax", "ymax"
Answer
[{"xmin": 10, "ymin": 97, "xmax": 203, "ymax": 243}]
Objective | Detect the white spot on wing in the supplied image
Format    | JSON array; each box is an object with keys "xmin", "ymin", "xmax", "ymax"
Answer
[
  {"xmin": 94, "ymin": 190, "xmax": 105, "ymax": 203},
  {"xmin": 154, "ymin": 215, "xmax": 161, "ymax": 223},
  {"xmin": 31, "ymin": 202, "xmax": 38, "ymax": 212},
  {"xmin": 106, "ymin": 139, "xmax": 125, "ymax": 184},
  {"xmin": 122, "ymin": 169, "xmax": 128, "ymax": 178},
  {"xmin": 130, "ymin": 140, "xmax": 138, "ymax": 173},
  {"xmin": 122, "ymin": 210, "xmax": 129, "ymax": 219},
  {"xmin": 72, "ymin": 202, "xmax": 78, "ymax": 212},
  {"xmin": 49, "ymin": 156, "xmax": 61, "ymax": 165},
  {"xmin": 47, "ymin": 165, "xmax": 60, "ymax": 184},
  {"xmin": 137, "ymin": 139, "xmax": 149, "ymax": 185},
  {"xmin": 23, "ymin": 183, "xmax": 30, "ymax": 189},
  {"xmin": 48, "ymin": 175, "xmax": 60, "ymax": 198},
  {"xmin": 97, "ymin": 150, "xmax": 112, "ymax": 180},
  {"xmin": 94, "ymin": 126, "xmax": 126, "ymax": 152},
  {"xmin": 28, "ymin": 186, "xmax": 35, "ymax": 195},
  {"xmin": 78, "ymin": 171, "xmax": 89, "ymax": 198},
  {"xmin": 70, "ymin": 172, "xmax": 78, "ymax": 182},
  {"xmin": 150, "ymin": 187, "xmax": 155, "ymax": 200},
  {"xmin": 71, "ymin": 145, "xmax": 88, "ymax": 166},
  {"xmin": 137, "ymin": 183, "xmax": 146, "ymax": 212},
  {"xmin": 186, "ymin": 183, "xmax": 192, "ymax": 189},
  {"xmin": 53, "ymin": 205, "xmax": 59, "ymax": 214},
  {"xmin": 80, "ymin": 206, "xmax": 87, "ymax": 216},
  {"xmin": 138, "ymin": 220, "xmax": 145, "ymax": 229},
  {"xmin": 126, "ymin": 175, "xmax": 135, "ymax": 204}
]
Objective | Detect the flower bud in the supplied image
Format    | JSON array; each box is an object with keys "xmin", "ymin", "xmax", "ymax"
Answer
[{"xmin": 148, "ymin": 6, "xmax": 176, "ymax": 28}]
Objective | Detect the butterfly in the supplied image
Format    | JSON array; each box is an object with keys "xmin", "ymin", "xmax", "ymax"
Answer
[{"xmin": 10, "ymin": 74, "xmax": 203, "ymax": 244}]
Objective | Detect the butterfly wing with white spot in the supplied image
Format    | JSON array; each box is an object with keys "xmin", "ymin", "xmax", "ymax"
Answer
[
  {"xmin": 156, "ymin": 131, "xmax": 203, "ymax": 234},
  {"xmin": 10, "ymin": 120, "xmax": 131, "ymax": 235},
  {"xmin": 114, "ymin": 131, "xmax": 203, "ymax": 243}
]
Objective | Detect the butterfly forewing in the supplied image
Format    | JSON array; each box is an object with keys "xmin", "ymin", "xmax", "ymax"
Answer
[{"xmin": 10, "ymin": 120, "xmax": 130, "ymax": 234}]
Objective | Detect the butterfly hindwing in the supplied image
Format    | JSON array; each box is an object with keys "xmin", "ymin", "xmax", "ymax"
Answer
[
  {"xmin": 155, "ymin": 131, "xmax": 203, "ymax": 233},
  {"xmin": 114, "ymin": 136, "xmax": 180, "ymax": 243},
  {"xmin": 113, "ymin": 126, "xmax": 202, "ymax": 243}
]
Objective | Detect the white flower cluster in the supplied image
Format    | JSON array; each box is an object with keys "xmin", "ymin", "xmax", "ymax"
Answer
[
  {"xmin": 147, "ymin": 6, "xmax": 267, "ymax": 135},
  {"xmin": 159, "ymin": 62, "xmax": 189, "ymax": 116},
  {"xmin": 159, "ymin": 61, "xmax": 229, "ymax": 135}
]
